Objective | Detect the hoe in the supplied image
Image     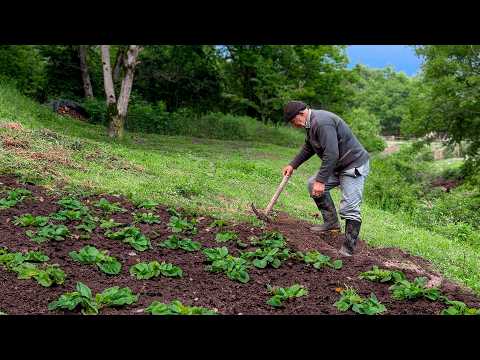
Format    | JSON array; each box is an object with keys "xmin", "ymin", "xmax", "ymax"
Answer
[{"xmin": 251, "ymin": 175, "xmax": 290, "ymax": 223}]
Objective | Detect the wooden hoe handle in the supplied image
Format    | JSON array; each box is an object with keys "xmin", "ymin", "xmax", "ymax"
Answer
[{"xmin": 264, "ymin": 175, "xmax": 290, "ymax": 216}]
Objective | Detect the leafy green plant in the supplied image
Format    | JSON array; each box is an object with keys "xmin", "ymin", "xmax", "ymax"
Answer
[
  {"xmin": 250, "ymin": 231, "xmax": 286, "ymax": 249},
  {"xmin": 359, "ymin": 266, "xmax": 406, "ymax": 283},
  {"xmin": 389, "ymin": 277, "xmax": 442, "ymax": 301},
  {"xmin": 0, "ymin": 248, "xmax": 49, "ymax": 268},
  {"xmin": 13, "ymin": 214, "xmax": 49, "ymax": 227},
  {"xmin": 0, "ymin": 248, "xmax": 61, "ymax": 287},
  {"xmin": 209, "ymin": 219, "xmax": 227, "ymax": 228},
  {"xmin": 74, "ymin": 216, "xmax": 98, "ymax": 239},
  {"xmin": 267, "ymin": 284, "xmax": 308, "ymax": 308},
  {"xmin": 0, "ymin": 311, "xmax": 6, "ymax": 315},
  {"xmin": 203, "ymin": 247, "xmax": 250, "ymax": 283},
  {"xmin": 48, "ymin": 282, "xmax": 138, "ymax": 315},
  {"xmin": 168, "ymin": 216, "xmax": 197, "ymax": 234},
  {"xmin": 133, "ymin": 212, "xmax": 161, "ymax": 224},
  {"xmin": 241, "ymin": 247, "xmax": 290, "ymax": 269},
  {"xmin": 135, "ymin": 200, "xmax": 159, "ymax": 210},
  {"xmin": 14, "ymin": 262, "xmax": 66, "ymax": 287},
  {"xmin": 0, "ymin": 188, "xmax": 32, "ymax": 209},
  {"xmin": 167, "ymin": 207, "xmax": 181, "ymax": 217},
  {"xmin": 334, "ymin": 287, "xmax": 386, "ymax": 315},
  {"xmin": 145, "ymin": 300, "xmax": 217, "ymax": 315},
  {"xmin": 129, "ymin": 261, "xmax": 183, "ymax": 279},
  {"xmin": 57, "ymin": 197, "xmax": 87, "ymax": 212},
  {"xmin": 26, "ymin": 224, "xmax": 70, "ymax": 243},
  {"xmin": 48, "ymin": 282, "xmax": 99, "ymax": 315},
  {"xmin": 301, "ymin": 251, "xmax": 343, "ymax": 270},
  {"xmin": 105, "ymin": 226, "xmax": 151, "ymax": 251},
  {"xmin": 441, "ymin": 300, "xmax": 480, "ymax": 315},
  {"xmin": 100, "ymin": 218, "xmax": 124, "ymax": 229},
  {"xmin": 215, "ymin": 231, "xmax": 238, "ymax": 243},
  {"xmin": 95, "ymin": 286, "xmax": 138, "ymax": 307},
  {"xmin": 94, "ymin": 198, "xmax": 126, "ymax": 213},
  {"xmin": 159, "ymin": 235, "xmax": 201, "ymax": 252},
  {"xmin": 51, "ymin": 209, "xmax": 85, "ymax": 221},
  {"xmin": 22, "ymin": 250, "xmax": 50, "ymax": 262},
  {"xmin": 69, "ymin": 245, "xmax": 122, "ymax": 275}
]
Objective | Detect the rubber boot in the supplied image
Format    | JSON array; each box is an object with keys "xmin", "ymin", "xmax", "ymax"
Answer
[
  {"xmin": 310, "ymin": 191, "xmax": 341, "ymax": 232},
  {"xmin": 339, "ymin": 219, "xmax": 361, "ymax": 257}
]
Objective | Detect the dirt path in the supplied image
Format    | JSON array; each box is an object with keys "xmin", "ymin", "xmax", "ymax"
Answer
[{"xmin": 1, "ymin": 175, "xmax": 478, "ymax": 315}]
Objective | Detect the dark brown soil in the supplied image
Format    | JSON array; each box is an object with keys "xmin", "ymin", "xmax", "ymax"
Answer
[{"xmin": 1, "ymin": 175, "xmax": 479, "ymax": 315}]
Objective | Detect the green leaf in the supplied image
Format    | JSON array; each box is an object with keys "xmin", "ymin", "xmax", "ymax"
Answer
[
  {"xmin": 13, "ymin": 214, "xmax": 49, "ymax": 227},
  {"xmin": 331, "ymin": 259, "xmax": 343, "ymax": 270},
  {"xmin": 253, "ymin": 258, "xmax": 268, "ymax": 269},
  {"xmin": 136, "ymin": 200, "xmax": 158, "ymax": 210},
  {"xmin": 158, "ymin": 262, "xmax": 183, "ymax": 278},
  {"xmin": 69, "ymin": 245, "xmax": 102, "ymax": 264},
  {"xmin": 215, "ymin": 231, "xmax": 238, "ymax": 243},
  {"xmin": 133, "ymin": 212, "xmax": 161, "ymax": 224},
  {"xmin": 145, "ymin": 300, "xmax": 217, "ymax": 315},
  {"xmin": 95, "ymin": 286, "xmax": 138, "ymax": 307},
  {"xmin": 100, "ymin": 219, "xmax": 124, "ymax": 229},
  {"xmin": 97, "ymin": 258, "xmax": 122, "ymax": 275},
  {"xmin": 23, "ymin": 251, "xmax": 49, "ymax": 262},
  {"xmin": 76, "ymin": 282, "xmax": 93, "ymax": 300},
  {"xmin": 267, "ymin": 295, "xmax": 284, "ymax": 308},
  {"xmin": 94, "ymin": 198, "xmax": 126, "ymax": 214},
  {"xmin": 48, "ymin": 293, "xmax": 83, "ymax": 311}
]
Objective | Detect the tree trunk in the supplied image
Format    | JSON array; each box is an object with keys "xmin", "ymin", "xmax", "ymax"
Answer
[
  {"xmin": 113, "ymin": 46, "xmax": 126, "ymax": 84},
  {"xmin": 102, "ymin": 45, "xmax": 141, "ymax": 139},
  {"xmin": 79, "ymin": 45, "xmax": 93, "ymax": 98},
  {"xmin": 100, "ymin": 45, "xmax": 116, "ymax": 107}
]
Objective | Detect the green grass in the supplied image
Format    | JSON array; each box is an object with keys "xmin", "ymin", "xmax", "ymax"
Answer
[{"xmin": 1, "ymin": 80, "xmax": 479, "ymax": 294}]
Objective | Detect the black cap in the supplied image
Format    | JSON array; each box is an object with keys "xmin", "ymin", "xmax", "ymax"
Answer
[{"xmin": 284, "ymin": 101, "xmax": 307, "ymax": 122}]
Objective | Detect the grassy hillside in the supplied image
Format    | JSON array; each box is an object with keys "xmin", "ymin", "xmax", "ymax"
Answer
[{"xmin": 1, "ymin": 81, "xmax": 479, "ymax": 294}]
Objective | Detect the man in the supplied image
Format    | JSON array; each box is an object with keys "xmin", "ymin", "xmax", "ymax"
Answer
[{"xmin": 282, "ymin": 101, "xmax": 370, "ymax": 257}]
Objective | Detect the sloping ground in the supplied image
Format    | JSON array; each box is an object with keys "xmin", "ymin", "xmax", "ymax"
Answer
[{"xmin": 1, "ymin": 175, "xmax": 479, "ymax": 315}]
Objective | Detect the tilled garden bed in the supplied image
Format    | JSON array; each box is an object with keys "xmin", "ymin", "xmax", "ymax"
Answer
[{"xmin": 1, "ymin": 175, "xmax": 479, "ymax": 315}]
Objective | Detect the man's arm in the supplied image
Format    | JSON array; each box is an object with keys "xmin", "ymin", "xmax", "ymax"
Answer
[
  {"xmin": 315, "ymin": 125, "xmax": 339, "ymax": 183},
  {"xmin": 289, "ymin": 140, "xmax": 315, "ymax": 169}
]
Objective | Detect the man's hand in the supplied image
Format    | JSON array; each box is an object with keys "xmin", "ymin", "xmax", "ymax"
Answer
[
  {"xmin": 283, "ymin": 165, "xmax": 294, "ymax": 177},
  {"xmin": 312, "ymin": 181, "xmax": 325, "ymax": 197}
]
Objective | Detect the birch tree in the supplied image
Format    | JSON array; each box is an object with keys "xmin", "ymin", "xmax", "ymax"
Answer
[{"xmin": 100, "ymin": 45, "xmax": 141, "ymax": 139}]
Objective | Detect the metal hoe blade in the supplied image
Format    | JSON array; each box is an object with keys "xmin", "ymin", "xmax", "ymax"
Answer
[{"xmin": 250, "ymin": 202, "xmax": 271, "ymax": 223}]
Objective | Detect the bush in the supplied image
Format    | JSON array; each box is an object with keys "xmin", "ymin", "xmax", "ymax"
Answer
[
  {"xmin": 0, "ymin": 46, "xmax": 46, "ymax": 101},
  {"xmin": 79, "ymin": 99, "xmax": 304, "ymax": 148},
  {"xmin": 365, "ymin": 142, "xmax": 430, "ymax": 212},
  {"xmin": 343, "ymin": 108, "xmax": 386, "ymax": 153}
]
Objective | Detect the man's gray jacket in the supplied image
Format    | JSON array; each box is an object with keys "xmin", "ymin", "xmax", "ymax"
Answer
[{"xmin": 289, "ymin": 109, "xmax": 369, "ymax": 184}]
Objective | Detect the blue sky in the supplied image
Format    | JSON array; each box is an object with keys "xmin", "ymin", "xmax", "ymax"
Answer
[{"xmin": 346, "ymin": 45, "xmax": 422, "ymax": 76}]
